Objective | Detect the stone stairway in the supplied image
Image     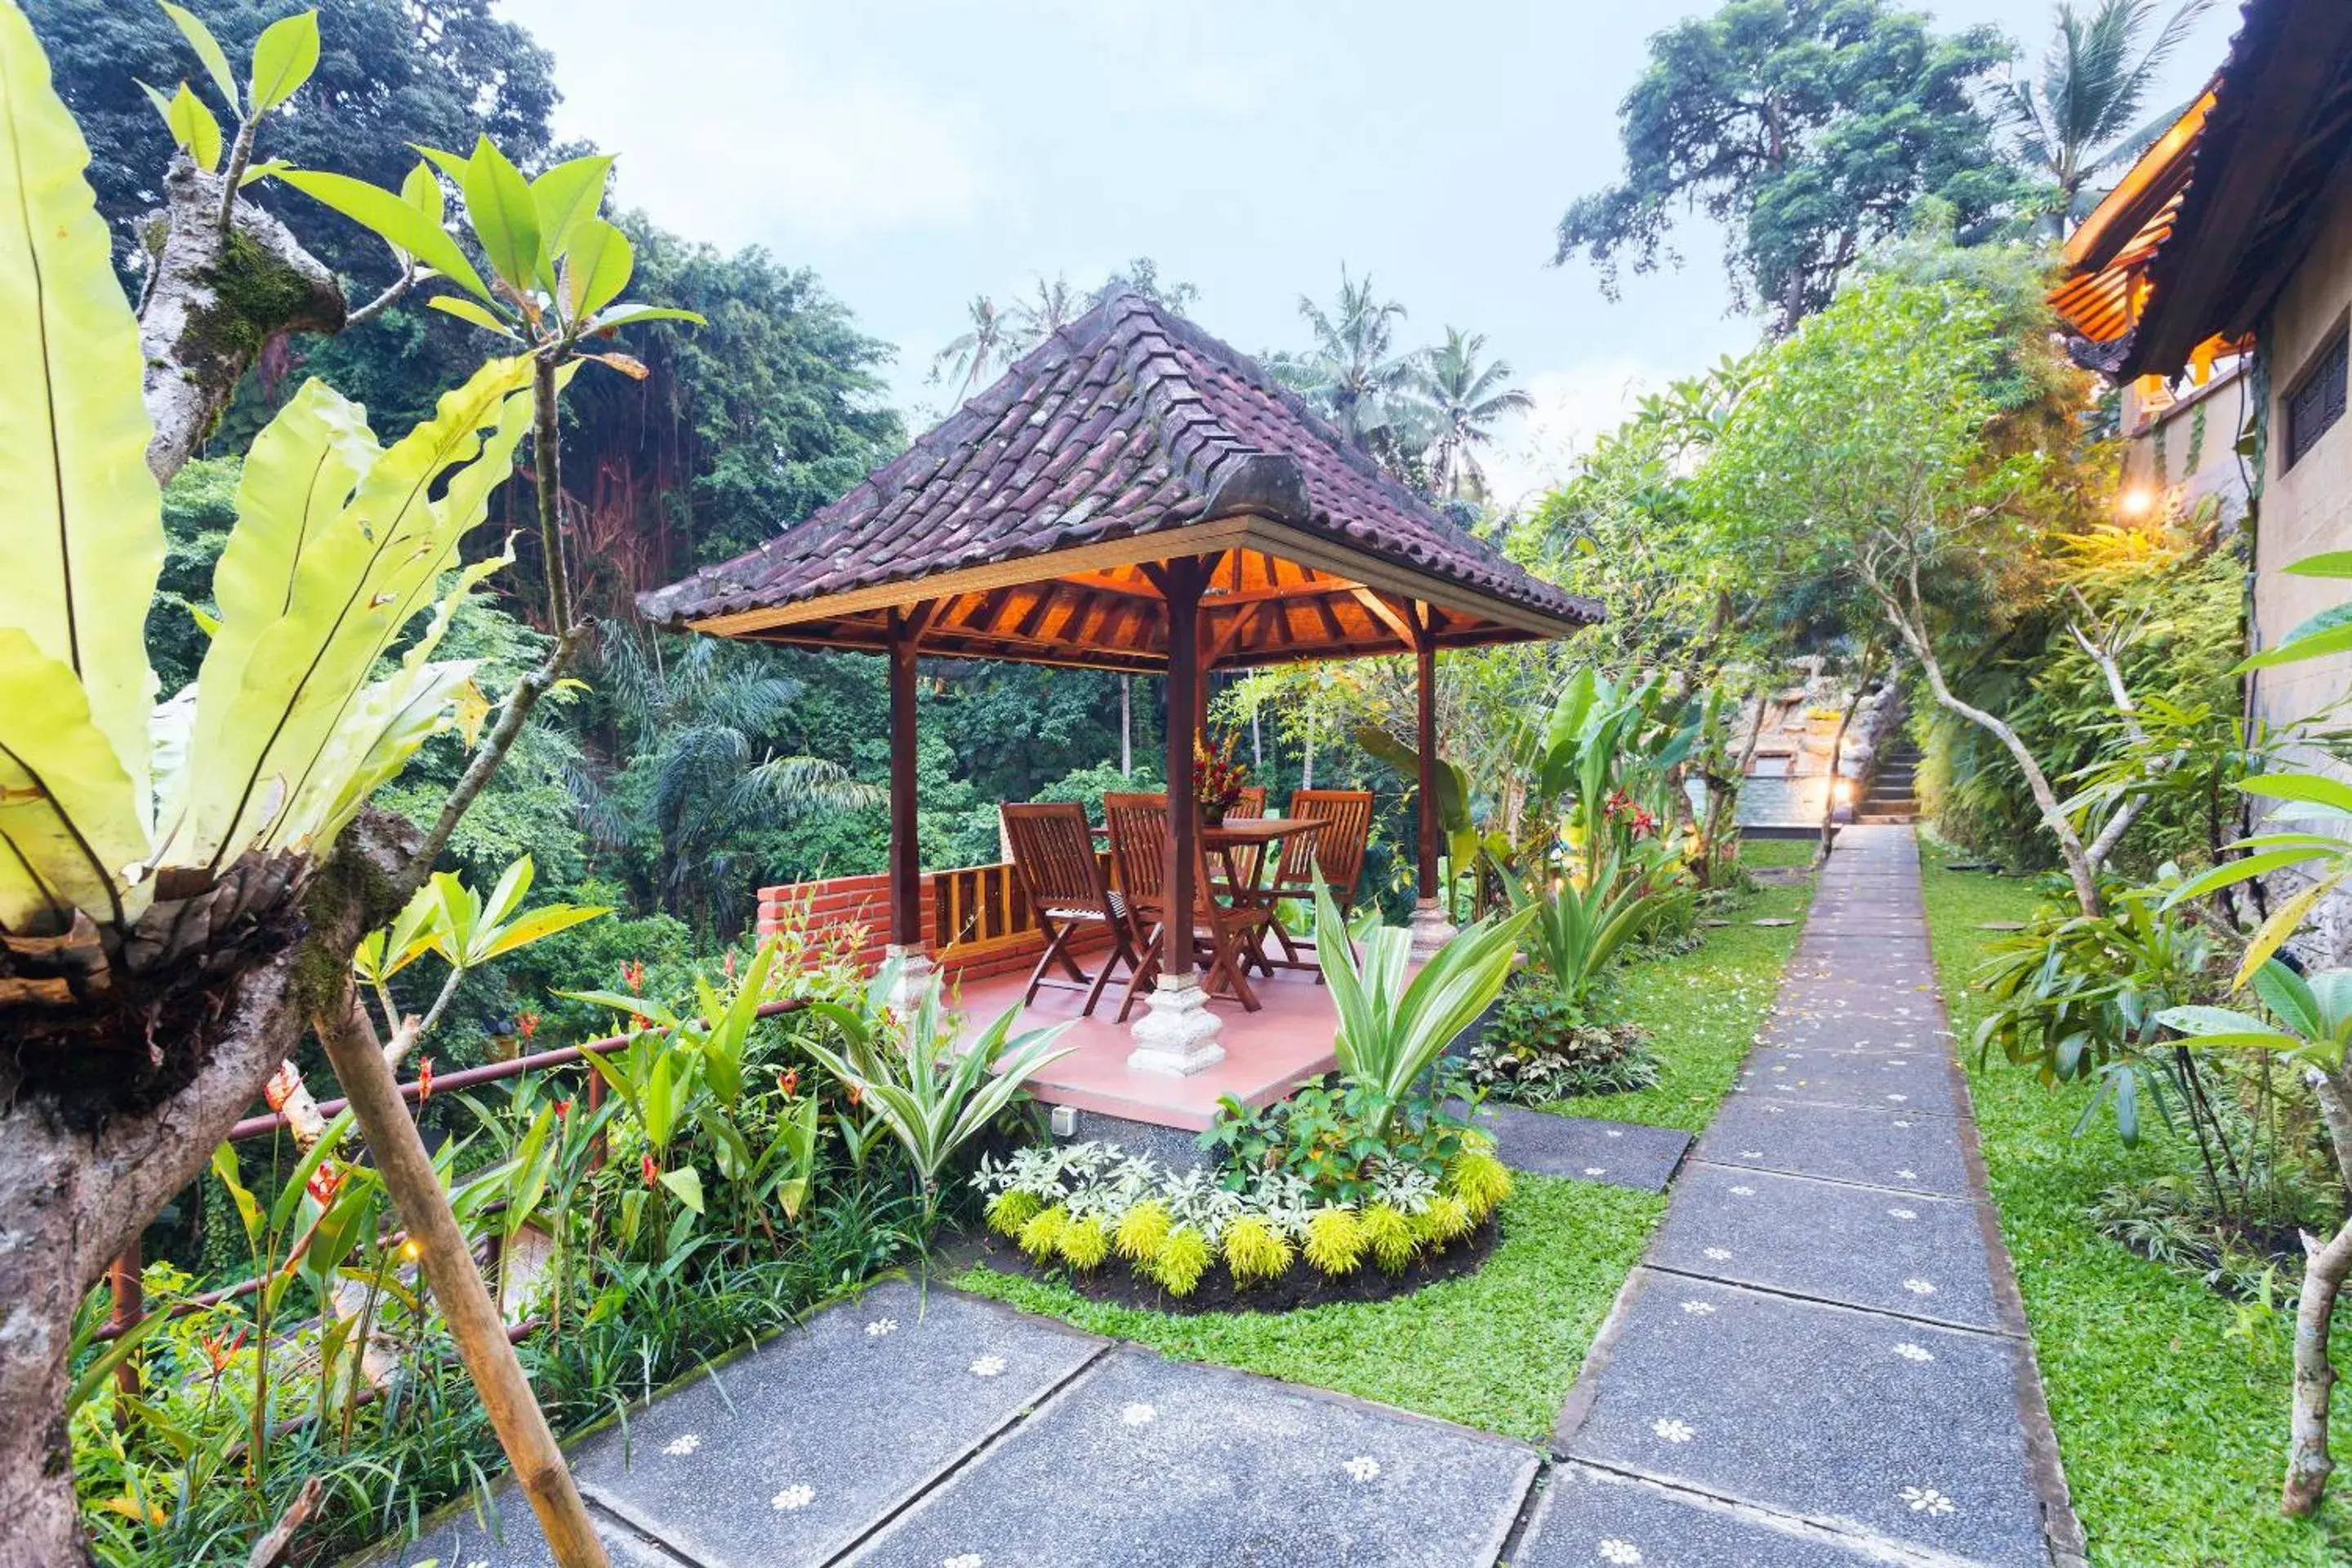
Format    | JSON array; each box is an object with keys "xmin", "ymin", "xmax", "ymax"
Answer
[{"xmin": 1859, "ymin": 742, "xmax": 1921, "ymax": 824}]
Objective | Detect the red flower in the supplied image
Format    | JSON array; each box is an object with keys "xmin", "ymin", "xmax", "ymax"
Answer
[
  {"xmin": 553, "ymin": 1098, "xmax": 573, "ymax": 1118},
  {"xmin": 200, "ymin": 1329, "xmax": 247, "ymax": 1374},
  {"xmin": 620, "ymin": 960, "xmax": 645, "ymax": 995},
  {"xmin": 846, "ymin": 1081, "xmax": 862, "ymax": 1107},
  {"xmin": 306, "ymin": 1161, "xmax": 343, "ymax": 1206},
  {"xmin": 640, "ymin": 1153, "xmax": 659, "ymax": 1187},
  {"xmin": 776, "ymin": 1068, "xmax": 800, "ymax": 1098},
  {"xmin": 416, "ymin": 1058, "xmax": 434, "ymax": 1102},
  {"xmin": 518, "ymin": 1011, "xmax": 541, "ymax": 1041}
]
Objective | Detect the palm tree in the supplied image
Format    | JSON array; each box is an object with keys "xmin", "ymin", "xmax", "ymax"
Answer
[
  {"xmin": 1419, "ymin": 327, "xmax": 1535, "ymax": 503},
  {"xmin": 2004, "ymin": 0, "xmax": 2217, "ymax": 234},
  {"xmin": 1285, "ymin": 268, "xmax": 1419, "ymax": 450},
  {"xmin": 931, "ymin": 295, "xmax": 1009, "ymax": 402},
  {"xmin": 588, "ymin": 628, "xmax": 882, "ymax": 934},
  {"xmin": 1006, "ymin": 274, "xmax": 1082, "ymax": 354}
]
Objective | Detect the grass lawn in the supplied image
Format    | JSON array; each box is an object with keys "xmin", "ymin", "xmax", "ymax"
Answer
[
  {"xmin": 1919, "ymin": 842, "xmax": 2352, "ymax": 1568},
  {"xmin": 953, "ymin": 850, "xmax": 1810, "ymax": 1442},
  {"xmin": 1735, "ymin": 835, "xmax": 1819, "ymax": 869}
]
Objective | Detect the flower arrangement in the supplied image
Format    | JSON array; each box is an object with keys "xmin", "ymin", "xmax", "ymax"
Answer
[
  {"xmin": 1193, "ymin": 733, "xmax": 1249, "ymax": 825},
  {"xmin": 972, "ymin": 1134, "xmax": 1510, "ymax": 1297}
]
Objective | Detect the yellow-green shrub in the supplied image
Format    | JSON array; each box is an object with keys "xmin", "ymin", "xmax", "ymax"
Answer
[
  {"xmin": 1113, "ymin": 1200, "xmax": 1171, "ymax": 1263},
  {"xmin": 1415, "ymin": 1193, "xmax": 1474, "ymax": 1244},
  {"xmin": 1150, "ymin": 1225, "xmax": 1212, "ymax": 1297},
  {"xmin": 1018, "ymin": 1205, "xmax": 1068, "ymax": 1261},
  {"xmin": 987, "ymin": 1190, "xmax": 1043, "ymax": 1238},
  {"xmin": 1222, "ymin": 1215, "xmax": 1294, "ymax": 1286},
  {"xmin": 1448, "ymin": 1152, "xmax": 1512, "ymax": 1221},
  {"xmin": 1362, "ymin": 1203, "xmax": 1418, "ymax": 1273},
  {"xmin": 1302, "ymin": 1207, "xmax": 1366, "ymax": 1276},
  {"xmin": 1057, "ymin": 1214, "xmax": 1110, "ymax": 1270}
]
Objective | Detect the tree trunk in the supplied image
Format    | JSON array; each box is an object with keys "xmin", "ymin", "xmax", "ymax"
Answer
[
  {"xmin": 0, "ymin": 822, "xmax": 399, "ymax": 1568},
  {"xmin": 314, "ymin": 988, "xmax": 609, "ymax": 1566},
  {"xmin": 1819, "ymin": 652, "xmax": 1877, "ymax": 863},
  {"xmin": 2286, "ymin": 1067, "xmax": 2352, "ymax": 1517}
]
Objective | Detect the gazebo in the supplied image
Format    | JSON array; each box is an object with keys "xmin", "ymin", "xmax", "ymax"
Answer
[{"xmin": 639, "ymin": 292, "xmax": 1597, "ymax": 1076}]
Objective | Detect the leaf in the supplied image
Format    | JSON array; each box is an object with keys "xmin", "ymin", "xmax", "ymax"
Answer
[
  {"xmin": 159, "ymin": 2, "xmax": 239, "ymax": 109},
  {"xmin": 2238, "ymin": 622, "xmax": 2352, "ymax": 671},
  {"xmin": 165, "ymin": 81, "xmax": 221, "ymax": 170},
  {"xmin": 460, "ymin": 135, "xmax": 541, "ymax": 293},
  {"xmin": 564, "ymin": 218, "xmax": 632, "ymax": 319},
  {"xmin": 586, "ymin": 302, "xmax": 706, "ymax": 333},
  {"xmin": 426, "ymin": 292, "xmax": 520, "ymax": 340},
  {"xmin": 0, "ymin": 4, "xmax": 167, "ymax": 836},
  {"xmin": 276, "ymin": 168, "xmax": 494, "ymax": 304},
  {"xmin": 68, "ymin": 1308, "xmax": 174, "ymax": 1414},
  {"xmin": 2238, "ymin": 773, "xmax": 2352, "ymax": 817},
  {"xmin": 399, "ymin": 158, "xmax": 444, "ymax": 225},
  {"xmin": 0, "ymin": 631, "xmax": 149, "ymax": 930},
  {"xmin": 2237, "ymin": 880, "xmax": 2334, "ymax": 990},
  {"xmin": 2285, "ymin": 550, "xmax": 2352, "ymax": 579},
  {"xmin": 530, "ymin": 154, "xmax": 612, "ymax": 260},
  {"xmin": 246, "ymin": 9, "xmax": 319, "ymax": 114}
]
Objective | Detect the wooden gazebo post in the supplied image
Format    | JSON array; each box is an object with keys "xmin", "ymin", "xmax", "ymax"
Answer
[
  {"xmin": 885, "ymin": 604, "xmax": 933, "ymax": 1004},
  {"xmin": 1408, "ymin": 601, "xmax": 1458, "ymax": 959},
  {"xmin": 1129, "ymin": 555, "xmax": 1226, "ymax": 1073}
]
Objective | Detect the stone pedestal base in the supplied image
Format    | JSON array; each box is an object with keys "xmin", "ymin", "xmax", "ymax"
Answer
[
  {"xmin": 1125, "ymin": 976, "xmax": 1226, "ymax": 1075},
  {"xmin": 1407, "ymin": 897, "xmax": 1459, "ymax": 961},
  {"xmin": 883, "ymin": 946, "xmax": 937, "ymax": 1013}
]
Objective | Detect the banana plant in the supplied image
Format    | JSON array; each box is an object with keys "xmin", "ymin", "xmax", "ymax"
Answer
[
  {"xmin": 1314, "ymin": 884, "xmax": 1535, "ymax": 1137},
  {"xmin": 803, "ymin": 960, "xmax": 1076, "ymax": 1218},
  {"xmin": 1352, "ymin": 724, "xmax": 1479, "ymax": 878}
]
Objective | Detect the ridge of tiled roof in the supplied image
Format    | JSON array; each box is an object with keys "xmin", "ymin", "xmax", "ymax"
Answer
[{"xmin": 638, "ymin": 291, "xmax": 1597, "ymax": 630}]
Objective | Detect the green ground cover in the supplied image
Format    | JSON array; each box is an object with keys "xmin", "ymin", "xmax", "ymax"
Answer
[
  {"xmin": 955, "ymin": 854, "xmax": 1811, "ymax": 1441},
  {"xmin": 1919, "ymin": 844, "xmax": 2352, "ymax": 1568}
]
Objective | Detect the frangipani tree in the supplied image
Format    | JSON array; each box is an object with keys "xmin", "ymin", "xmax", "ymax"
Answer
[{"xmin": 0, "ymin": 3, "xmax": 687, "ymax": 1560}]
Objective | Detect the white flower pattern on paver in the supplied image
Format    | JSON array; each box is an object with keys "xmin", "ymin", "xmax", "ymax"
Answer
[
  {"xmin": 662, "ymin": 1433, "xmax": 701, "ymax": 1457},
  {"xmin": 1886, "ymin": 1094, "xmax": 1909, "ymax": 1102},
  {"xmin": 1893, "ymin": 1343, "xmax": 1936, "ymax": 1362},
  {"xmin": 1652, "ymin": 1418, "xmax": 1697, "ymax": 1443},
  {"xmin": 1738, "ymin": 1148, "xmax": 1765, "ymax": 1158},
  {"xmin": 1681, "ymin": 1300, "xmax": 1717, "ymax": 1316},
  {"xmin": 771, "ymin": 1484, "xmax": 815, "ymax": 1511},
  {"xmin": 866, "ymin": 1318, "xmax": 898, "ymax": 1338},
  {"xmin": 969, "ymin": 1354, "xmax": 1005, "ymax": 1378},
  {"xmin": 1120, "ymin": 1402, "xmax": 1156, "ymax": 1426},
  {"xmin": 1900, "ymin": 1486, "xmax": 1957, "ymax": 1517},
  {"xmin": 1893, "ymin": 1120, "xmax": 1913, "ymax": 1129},
  {"xmin": 1606, "ymin": 1129, "xmax": 1625, "ymax": 1138},
  {"xmin": 1597, "ymin": 1540, "xmax": 1645, "ymax": 1565},
  {"xmin": 1343, "ymin": 1456, "xmax": 1382, "ymax": 1481},
  {"xmin": 1904, "ymin": 1278, "xmax": 1938, "ymax": 1295},
  {"xmin": 1704, "ymin": 1246, "xmax": 1734, "ymax": 1260},
  {"xmin": 1887, "ymin": 1207, "xmax": 1918, "ymax": 1219},
  {"xmin": 1584, "ymin": 1166, "xmax": 1608, "ymax": 1176},
  {"xmin": 1895, "ymin": 1169, "xmax": 1919, "ymax": 1180},
  {"xmin": 943, "ymin": 1555, "xmax": 986, "ymax": 1568},
  {"xmin": 1728, "ymin": 1185, "xmax": 1756, "ymax": 1196}
]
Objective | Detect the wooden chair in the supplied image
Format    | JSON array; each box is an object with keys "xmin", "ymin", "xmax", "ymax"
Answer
[
  {"xmin": 1104, "ymin": 791, "xmax": 1272, "ymax": 1019},
  {"xmin": 1001, "ymin": 802, "xmax": 1139, "ymax": 1017},
  {"xmin": 1212, "ymin": 786, "xmax": 1275, "ymax": 975},
  {"xmin": 1264, "ymin": 788, "xmax": 1374, "ymax": 977}
]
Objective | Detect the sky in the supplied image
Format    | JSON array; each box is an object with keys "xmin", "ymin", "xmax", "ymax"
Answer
[{"xmin": 496, "ymin": 0, "xmax": 2243, "ymax": 512}]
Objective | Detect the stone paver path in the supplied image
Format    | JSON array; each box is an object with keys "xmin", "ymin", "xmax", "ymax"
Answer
[
  {"xmin": 1535, "ymin": 826, "xmax": 2082, "ymax": 1568},
  {"xmin": 358, "ymin": 826, "xmax": 2080, "ymax": 1568}
]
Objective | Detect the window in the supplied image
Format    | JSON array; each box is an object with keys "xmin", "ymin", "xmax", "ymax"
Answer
[{"xmin": 2285, "ymin": 324, "xmax": 2348, "ymax": 471}]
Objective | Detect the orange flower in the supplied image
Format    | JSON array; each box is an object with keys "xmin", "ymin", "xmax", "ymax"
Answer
[
  {"xmin": 306, "ymin": 1161, "xmax": 343, "ymax": 1206},
  {"xmin": 553, "ymin": 1098, "xmax": 572, "ymax": 1118},
  {"xmin": 621, "ymin": 960, "xmax": 645, "ymax": 995},
  {"xmin": 776, "ymin": 1068, "xmax": 800, "ymax": 1098},
  {"xmin": 416, "ymin": 1058, "xmax": 434, "ymax": 1103},
  {"xmin": 723, "ymin": 950, "xmax": 737, "ymax": 980},
  {"xmin": 518, "ymin": 1011, "xmax": 541, "ymax": 1040},
  {"xmin": 641, "ymin": 1153, "xmax": 659, "ymax": 1187}
]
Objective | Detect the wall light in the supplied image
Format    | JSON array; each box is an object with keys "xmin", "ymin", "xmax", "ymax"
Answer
[{"xmin": 2118, "ymin": 486, "xmax": 2157, "ymax": 519}]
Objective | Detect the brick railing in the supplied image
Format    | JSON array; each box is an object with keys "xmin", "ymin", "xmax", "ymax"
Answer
[{"xmin": 756, "ymin": 859, "xmax": 1110, "ymax": 985}]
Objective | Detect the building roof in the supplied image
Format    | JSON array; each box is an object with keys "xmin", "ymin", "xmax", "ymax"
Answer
[
  {"xmin": 637, "ymin": 292, "xmax": 1600, "ymax": 672},
  {"xmin": 2047, "ymin": 0, "xmax": 2352, "ymax": 378}
]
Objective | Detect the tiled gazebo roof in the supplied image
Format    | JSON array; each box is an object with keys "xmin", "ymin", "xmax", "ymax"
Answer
[{"xmin": 638, "ymin": 292, "xmax": 1598, "ymax": 671}]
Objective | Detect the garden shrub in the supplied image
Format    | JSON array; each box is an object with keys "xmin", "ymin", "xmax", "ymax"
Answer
[{"xmin": 1463, "ymin": 975, "xmax": 1659, "ymax": 1102}]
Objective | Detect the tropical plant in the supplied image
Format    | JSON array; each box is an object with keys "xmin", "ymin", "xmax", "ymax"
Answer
[
  {"xmin": 2003, "ymin": 0, "xmax": 2218, "ymax": 232},
  {"xmin": 2162, "ymin": 962, "xmax": 2352, "ymax": 1517},
  {"xmin": 1279, "ymin": 267, "xmax": 1419, "ymax": 449},
  {"xmin": 931, "ymin": 294, "xmax": 1010, "ymax": 400},
  {"xmin": 803, "ymin": 960, "xmax": 1076, "ymax": 1219},
  {"xmin": 1462, "ymin": 978, "xmax": 1659, "ymax": 1101},
  {"xmin": 1418, "ymin": 327, "xmax": 1533, "ymax": 503},
  {"xmin": 1505, "ymin": 850, "xmax": 1691, "ymax": 1017},
  {"xmin": 1004, "ymin": 274, "xmax": 1082, "ymax": 354},
  {"xmin": 1313, "ymin": 886, "xmax": 1535, "ymax": 1138}
]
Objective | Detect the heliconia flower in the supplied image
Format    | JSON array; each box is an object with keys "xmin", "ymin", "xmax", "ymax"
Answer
[
  {"xmin": 642, "ymin": 1153, "xmax": 659, "ymax": 1187},
  {"xmin": 306, "ymin": 1162, "xmax": 343, "ymax": 1205},
  {"xmin": 416, "ymin": 1058, "xmax": 435, "ymax": 1102},
  {"xmin": 554, "ymin": 1098, "xmax": 573, "ymax": 1118},
  {"xmin": 621, "ymin": 960, "xmax": 645, "ymax": 994},
  {"xmin": 518, "ymin": 1011, "xmax": 541, "ymax": 1040},
  {"xmin": 777, "ymin": 1068, "xmax": 800, "ymax": 1098}
]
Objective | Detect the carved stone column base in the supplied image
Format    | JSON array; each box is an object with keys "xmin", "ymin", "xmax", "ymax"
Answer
[
  {"xmin": 882, "ymin": 946, "xmax": 937, "ymax": 1013},
  {"xmin": 1126, "ymin": 976, "xmax": 1227, "ymax": 1075},
  {"xmin": 1406, "ymin": 896, "xmax": 1459, "ymax": 961}
]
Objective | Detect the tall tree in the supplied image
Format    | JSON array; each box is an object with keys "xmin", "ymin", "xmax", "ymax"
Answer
[
  {"xmin": 2003, "ymin": 0, "xmax": 2216, "ymax": 233},
  {"xmin": 1419, "ymin": 327, "xmax": 1533, "ymax": 503},
  {"xmin": 1554, "ymin": 0, "xmax": 2020, "ymax": 332},
  {"xmin": 1277, "ymin": 267, "xmax": 1419, "ymax": 450},
  {"xmin": 1094, "ymin": 254, "xmax": 1200, "ymax": 314},
  {"xmin": 931, "ymin": 294, "xmax": 1010, "ymax": 403},
  {"xmin": 1005, "ymin": 273, "xmax": 1082, "ymax": 353}
]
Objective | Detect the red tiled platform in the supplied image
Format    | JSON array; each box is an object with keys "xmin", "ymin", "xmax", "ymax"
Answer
[{"xmin": 950, "ymin": 965, "xmax": 1341, "ymax": 1132}]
